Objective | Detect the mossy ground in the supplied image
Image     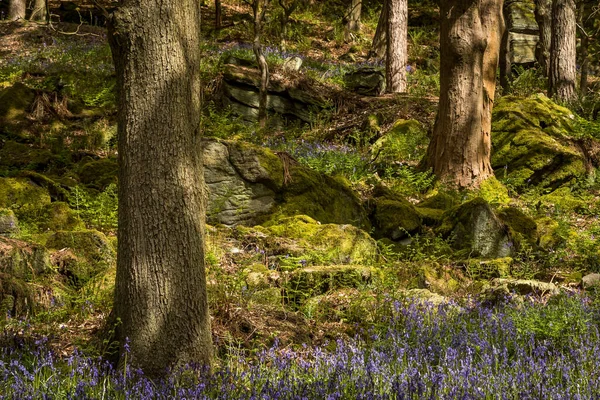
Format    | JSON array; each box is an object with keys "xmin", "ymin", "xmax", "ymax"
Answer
[{"xmin": 1, "ymin": 1, "xmax": 600, "ymax": 361}]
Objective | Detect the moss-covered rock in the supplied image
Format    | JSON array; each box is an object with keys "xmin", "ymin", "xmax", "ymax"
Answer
[
  {"xmin": 263, "ymin": 215, "xmax": 379, "ymax": 266},
  {"xmin": 536, "ymin": 217, "xmax": 563, "ymax": 249},
  {"xmin": 415, "ymin": 192, "xmax": 457, "ymax": 226},
  {"xmin": 438, "ymin": 198, "xmax": 514, "ymax": 258},
  {"xmin": 0, "ymin": 83, "xmax": 35, "ymax": 124},
  {"xmin": 497, "ymin": 206, "xmax": 538, "ymax": 249},
  {"xmin": 403, "ymin": 288, "xmax": 449, "ymax": 306},
  {"xmin": 0, "ymin": 273, "xmax": 34, "ymax": 319},
  {"xmin": 420, "ymin": 263, "xmax": 462, "ymax": 295},
  {"xmin": 370, "ymin": 185, "xmax": 422, "ymax": 239},
  {"xmin": 537, "ymin": 187, "xmax": 586, "ymax": 213},
  {"xmin": 0, "ymin": 141, "xmax": 64, "ymax": 173},
  {"xmin": 0, "ymin": 209, "xmax": 19, "ymax": 234},
  {"xmin": 39, "ymin": 202, "xmax": 84, "ymax": 231},
  {"xmin": 0, "ymin": 177, "xmax": 51, "ymax": 220},
  {"xmin": 492, "ymin": 94, "xmax": 588, "ymax": 191},
  {"xmin": 370, "ymin": 119, "xmax": 428, "ymax": 164},
  {"xmin": 462, "ymin": 257, "xmax": 513, "ymax": 280},
  {"xmin": 46, "ymin": 230, "xmax": 115, "ymax": 286},
  {"xmin": 284, "ymin": 265, "xmax": 374, "ymax": 305},
  {"xmin": 77, "ymin": 158, "xmax": 118, "ymax": 190},
  {"xmin": 475, "ymin": 177, "xmax": 511, "ymax": 206},
  {"xmin": 0, "ymin": 236, "xmax": 51, "ymax": 280}
]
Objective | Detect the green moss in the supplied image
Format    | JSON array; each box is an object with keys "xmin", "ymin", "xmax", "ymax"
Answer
[
  {"xmin": 0, "ymin": 83, "xmax": 35, "ymax": 122},
  {"xmin": 284, "ymin": 265, "xmax": 374, "ymax": 305},
  {"xmin": 536, "ymin": 217, "xmax": 563, "ymax": 249},
  {"xmin": 415, "ymin": 207, "xmax": 445, "ymax": 226},
  {"xmin": 0, "ymin": 141, "xmax": 65, "ymax": 173},
  {"xmin": 263, "ymin": 215, "xmax": 379, "ymax": 265},
  {"xmin": 420, "ymin": 263, "xmax": 461, "ymax": 295},
  {"xmin": 370, "ymin": 119, "xmax": 428, "ymax": 163},
  {"xmin": 538, "ymin": 187, "xmax": 586, "ymax": 213},
  {"xmin": 0, "ymin": 177, "xmax": 51, "ymax": 221},
  {"xmin": 45, "ymin": 230, "xmax": 115, "ymax": 285},
  {"xmin": 39, "ymin": 202, "xmax": 84, "ymax": 231},
  {"xmin": 373, "ymin": 198, "xmax": 422, "ymax": 239},
  {"xmin": 0, "ymin": 236, "xmax": 51, "ymax": 280},
  {"xmin": 418, "ymin": 192, "xmax": 457, "ymax": 210},
  {"xmin": 77, "ymin": 158, "xmax": 118, "ymax": 190},
  {"xmin": 474, "ymin": 177, "xmax": 510, "ymax": 206},
  {"xmin": 497, "ymin": 206, "xmax": 538, "ymax": 249},
  {"xmin": 492, "ymin": 95, "xmax": 588, "ymax": 191},
  {"xmin": 0, "ymin": 273, "xmax": 34, "ymax": 319},
  {"xmin": 463, "ymin": 257, "xmax": 513, "ymax": 280}
]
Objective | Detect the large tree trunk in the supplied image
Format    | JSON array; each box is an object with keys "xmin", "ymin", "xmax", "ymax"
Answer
[
  {"xmin": 344, "ymin": 0, "xmax": 362, "ymax": 42},
  {"xmin": 386, "ymin": 0, "xmax": 408, "ymax": 93},
  {"xmin": 108, "ymin": 0, "xmax": 212, "ymax": 377},
  {"xmin": 534, "ymin": 0, "xmax": 552, "ymax": 76},
  {"xmin": 425, "ymin": 0, "xmax": 503, "ymax": 189},
  {"xmin": 549, "ymin": 0, "xmax": 577, "ymax": 103},
  {"xmin": 8, "ymin": 0, "xmax": 26, "ymax": 21},
  {"xmin": 30, "ymin": 0, "xmax": 47, "ymax": 22},
  {"xmin": 369, "ymin": 0, "xmax": 388, "ymax": 61}
]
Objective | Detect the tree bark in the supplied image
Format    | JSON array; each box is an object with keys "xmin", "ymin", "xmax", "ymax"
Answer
[
  {"xmin": 8, "ymin": 0, "xmax": 26, "ymax": 21},
  {"xmin": 344, "ymin": 0, "xmax": 362, "ymax": 42},
  {"xmin": 108, "ymin": 0, "xmax": 212, "ymax": 377},
  {"xmin": 425, "ymin": 0, "xmax": 503, "ymax": 189},
  {"xmin": 549, "ymin": 0, "xmax": 577, "ymax": 103},
  {"xmin": 370, "ymin": 0, "xmax": 388, "ymax": 61},
  {"xmin": 534, "ymin": 0, "xmax": 552, "ymax": 76},
  {"xmin": 386, "ymin": 0, "xmax": 408, "ymax": 93},
  {"xmin": 215, "ymin": 0, "xmax": 222, "ymax": 29},
  {"xmin": 30, "ymin": 0, "xmax": 47, "ymax": 22}
]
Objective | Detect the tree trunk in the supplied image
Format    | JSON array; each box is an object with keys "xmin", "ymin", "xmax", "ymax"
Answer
[
  {"xmin": 30, "ymin": 0, "xmax": 47, "ymax": 22},
  {"xmin": 424, "ymin": 0, "xmax": 503, "ymax": 189},
  {"xmin": 577, "ymin": 1, "xmax": 589, "ymax": 95},
  {"xmin": 499, "ymin": 2, "xmax": 511, "ymax": 92},
  {"xmin": 386, "ymin": 0, "xmax": 408, "ymax": 93},
  {"xmin": 534, "ymin": 0, "xmax": 552, "ymax": 76},
  {"xmin": 549, "ymin": 0, "xmax": 577, "ymax": 103},
  {"xmin": 8, "ymin": 0, "xmax": 26, "ymax": 21},
  {"xmin": 278, "ymin": 0, "xmax": 297, "ymax": 50},
  {"xmin": 370, "ymin": 0, "xmax": 388, "ymax": 61},
  {"xmin": 252, "ymin": 0, "xmax": 270, "ymax": 128},
  {"xmin": 215, "ymin": 0, "xmax": 222, "ymax": 29},
  {"xmin": 344, "ymin": 0, "xmax": 362, "ymax": 42},
  {"xmin": 108, "ymin": 0, "xmax": 212, "ymax": 377}
]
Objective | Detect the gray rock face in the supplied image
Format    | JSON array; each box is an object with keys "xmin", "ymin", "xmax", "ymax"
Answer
[
  {"xmin": 282, "ymin": 56, "xmax": 303, "ymax": 72},
  {"xmin": 506, "ymin": 0, "xmax": 539, "ymax": 64},
  {"xmin": 582, "ymin": 273, "xmax": 600, "ymax": 289},
  {"xmin": 439, "ymin": 198, "xmax": 514, "ymax": 259},
  {"xmin": 344, "ymin": 67, "xmax": 385, "ymax": 96},
  {"xmin": 202, "ymin": 139, "xmax": 370, "ymax": 229},
  {"xmin": 492, "ymin": 278, "xmax": 560, "ymax": 296},
  {"xmin": 220, "ymin": 64, "xmax": 328, "ymax": 124},
  {"xmin": 203, "ymin": 139, "xmax": 277, "ymax": 226}
]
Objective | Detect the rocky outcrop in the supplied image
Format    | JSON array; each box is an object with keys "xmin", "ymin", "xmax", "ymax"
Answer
[
  {"xmin": 220, "ymin": 64, "xmax": 329, "ymax": 123},
  {"xmin": 492, "ymin": 94, "xmax": 589, "ymax": 191},
  {"xmin": 203, "ymin": 139, "xmax": 370, "ymax": 229},
  {"xmin": 344, "ymin": 67, "xmax": 385, "ymax": 96},
  {"xmin": 506, "ymin": 0, "xmax": 538, "ymax": 64}
]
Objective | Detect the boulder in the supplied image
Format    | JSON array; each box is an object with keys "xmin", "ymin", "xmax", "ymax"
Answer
[
  {"xmin": 0, "ymin": 177, "xmax": 51, "ymax": 219},
  {"xmin": 492, "ymin": 94, "xmax": 588, "ymax": 191},
  {"xmin": 203, "ymin": 139, "xmax": 370, "ymax": 229},
  {"xmin": 582, "ymin": 273, "xmax": 600, "ymax": 289},
  {"xmin": 0, "ymin": 209, "xmax": 19, "ymax": 234},
  {"xmin": 220, "ymin": 64, "xmax": 328, "ymax": 123},
  {"xmin": 46, "ymin": 230, "xmax": 115, "ymax": 286},
  {"xmin": 416, "ymin": 193, "xmax": 457, "ymax": 226},
  {"xmin": 284, "ymin": 265, "xmax": 374, "ymax": 305},
  {"xmin": 77, "ymin": 158, "xmax": 118, "ymax": 190},
  {"xmin": 438, "ymin": 198, "xmax": 514, "ymax": 258},
  {"xmin": 403, "ymin": 289, "xmax": 449, "ymax": 306},
  {"xmin": 263, "ymin": 215, "xmax": 379, "ymax": 266},
  {"xmin": 505, "ymin": 0, "xmax": 539, "ymax": 64},
  {"xmin": 282, "ymin": 56, "xmax": 303, "ymax": 72},
  {"xmin": 497, "ymin": 206, "xmax": 539, "ymax": 249},
  {"xmin": 40, "ymin": 202, "xmax": 84, "ymax": 231},
  {"xmin": 0, "ymin": 236, "xmax": 51, "ymax": 280},
  {"xmin": 0, "ymin": 83, "xmax": 35, "ymax": 124},
  {"xmin": 492, "ymin": 278, "xmax": 560, "ymax": 296},
  {"xmin": 344, "ymin": 67, "xmax": 385, "ymax": 96},
  {"xmin": 370, "ymin": 185, "xmax": 422, "ymax": 240}
]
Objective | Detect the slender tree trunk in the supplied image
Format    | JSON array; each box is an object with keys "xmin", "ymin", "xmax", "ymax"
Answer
[
  {"xmin": 215, "ymin": 0, "xmax": 222, "ymax": 29},
  {"xmin": 8, "ymin": 0, "xmax": 26, "ymax": 21},
  {"xmin": 108, "ymin": 0, "xmax": 212, "ymax": 377},
  {"xmin": 534, "ymin": 0, "xmax": 552, "ymax": 76},
  {"xmin": 499, "ymin": 3, "xmax": 511, "ymax": 92},
  {"xmin": 278, "ymin": 0, "xmax": 297, "ymax": 50},
  {"xmin": 549, "ymin": 0, "xmax": 577, "ymax": 103},
  {"xmin": 344, "ymin": 0, "xmax": 362, "ymax": 42},
  {"xmin": 386, "ymin": 0, "xmax": 408, "ymax": 93},
  {"xmin": 370, "ymin": 0, "xmax": 388, "ymax": 61},
  {"xmin": 425, "ymin": 0, "xmax": 503, "ymax": 189},
  {"xmin": 30, "ymin": 0, "xmax": 47, "ymax": 22},
  {"xmin": 252, "ymin": 0, "xmax": 270, "ymax": 128}
]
